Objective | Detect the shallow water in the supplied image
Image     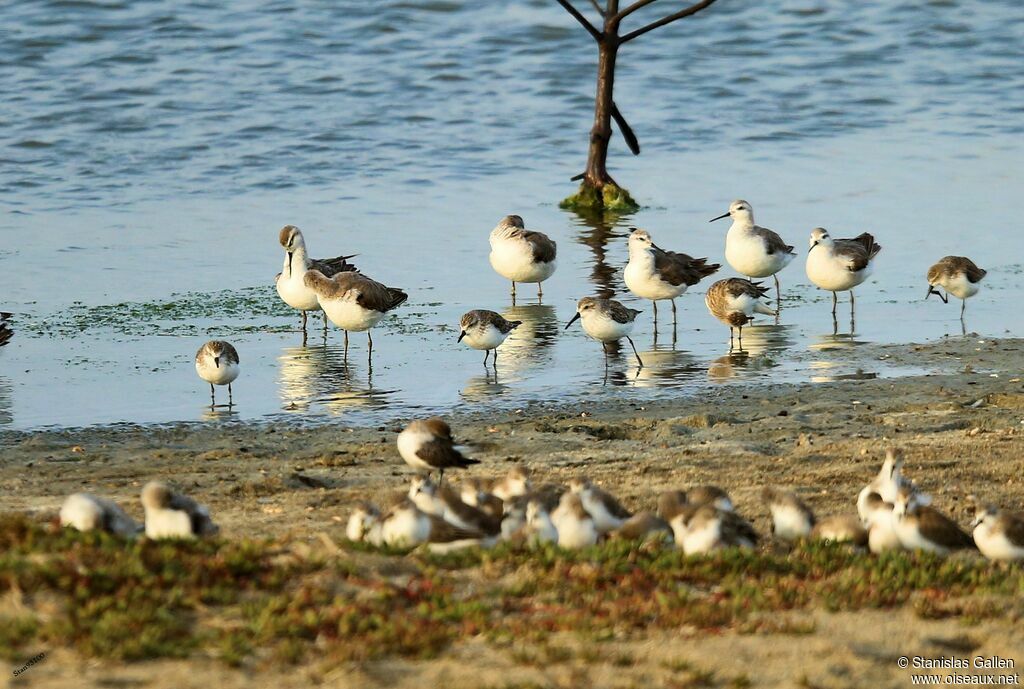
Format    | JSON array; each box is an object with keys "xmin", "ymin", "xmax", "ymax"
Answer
[{"xmin": 1, "ymin": 0, "xmax": 1022, "ymax": 429}]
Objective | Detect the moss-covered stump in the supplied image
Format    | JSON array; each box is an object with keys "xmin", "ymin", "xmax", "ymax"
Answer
[{"xmin": 560, "ymin": 181, "xmax": 640, "ymax": 213}]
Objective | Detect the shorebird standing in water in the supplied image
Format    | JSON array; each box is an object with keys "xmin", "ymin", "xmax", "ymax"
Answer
[
  {"xmin": 805, "ymin": 228, "xmax": 881, "ymax": 324},
  {"xmin": 397, "ymin": 417, "xmax": 480, "ymax": 480},
  {"xmin": 623, "ymin": 228, "xmax": 720, "ymax": 327},
  {"xmin": 303, "ymin": 270, "xmax": 407, "ymax": 359},
  {"xmin": 704, "ymin": 278, "xmax": 776, "ymax": 351},
  {"xmin": 458, "ymin": 309, "xmax": 522, "ymax": 366},
  {"xmin": 926, "ymin": 256, "xmax": 986, "ymax": 321},
  {"xmin": 488, "ymin": 215, "xmax": 557, "ymax": 302},
  {"xmin": 195, "ymin": 340, "xmax": 240, "ymax": 408},
  {"xmin": 709, "ymin": 200, "xmax": 796, "ymax": 305},
  {"xmin": 274, "ymin": 225, "xmax": 357, "ymax": 336},
  {"xmin": 565, "ymin": 297, "xmax": 644, "ymax": 368}
]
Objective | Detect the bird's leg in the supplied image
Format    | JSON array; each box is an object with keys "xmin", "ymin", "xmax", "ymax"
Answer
[
  {"xmin": 367, "ymin": 331, "xmax": 373, "ymax": 360},
  {"xmin": 493, "ymin": 348, "xmax": 498, "ymax": 366},
  {"xmin": 729, "ymin": 327, "xmax": 734, "ymax": 351},
  {"xmin": 301, "ymin": 311, "xmax": 307, "ymax": 332},
  {"xmin": 209, "ymin": 383, "xmax": 215, "ymax": 409},
  {"xmin": 831, "ymin": 291, "xmax": 837, "ymax": 316},
  {"xmin": 537, "ymin": 282, "xmax": 543, "ymax": 301},
  {"xmin": 774, "ymin": 273, "xmax": 781, "ymax": 307},
  {"xmin": 322, "ymin": 311, "xmax": 328, "ymax": 331},
  {"xmin": 343, "ymin": 330, "xmax": 349, "ymax": 359},
  {"xmin": 438, "ymin": 468, "xmax": 445, "ymax": 483},
  {"xmin": 671, "ymin": 299, "xmax": 678, "ymax": 326},
  {"xmin": 626, "ymin": 336, "xmax": 643, "ymax": 368},
  {"xmin": 653, "ymin": 301, "xmax": 658, "ymax": 325},
  {"xmin": 511, "ymin": 281, "xmax": 516, "ymax": 298},
  {"xmin": 738, "ymin": 325, "xmax": 744, "ymax": 352},
  {"xmin": 483, "ymin": 349, "xmax": 490, "ymax": 366},
  {"xmin": 228, "ymin": 383, "xmax": 233, "ymax": 407},
  {"xmin": 960, "ymin": 299, "xmax": 966, "ymax": 320}
]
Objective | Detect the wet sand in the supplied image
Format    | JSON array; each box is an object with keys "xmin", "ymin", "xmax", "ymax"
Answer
[{"xmin": 2, "ymin": 335, "xmax": 1023, "ymax": 688}]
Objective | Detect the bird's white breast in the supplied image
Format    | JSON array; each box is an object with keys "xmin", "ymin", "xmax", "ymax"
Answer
[
  {"xmin": 770, "ymin": 505, "xmax": 812, "ymax": 541},
  {"xmin": 397, "ymin": 429, "xmax": 434, "ymax": 471},
  {"xmin": 462, "ymin": 324, "xmax": 508, "ymax": 351},
  {"xmin": 624, "ymin": 252, "xmax": 686, "ymax": 301},
  {"xmin": 489, "ymin": 235, "xmax": 557, "ymax": 283},
  {"xmin": 725, "ymin": 225, "xmax": 791, "ymax": 278},
  {"xmin": 806, "ymin": 245, "xmax": 872, "ymax": 292},
  {"xmin": 195, "ymin": 359, "xmax": 240, "ymax": 386},
  {"xmin": 973, "ymin": 524, "xmax": 1024, "ymax": 561},
  {"xmin": 938, "ymin": 273, "xmax": 981, "ymax": 300},
  {"xmin": 145, "ymin": 508, "xmax": 195, "ymax": 539},
  {"xmin": 276, "ymin": 262, "xmax": 321, "ymax": 312},
  {"xmin": 320, "ymin": 296, "xmax": 385, "ymax": 332},
  {"xmin": 581, "ymin": 312, "xmax": 633, "ymax": 343}
]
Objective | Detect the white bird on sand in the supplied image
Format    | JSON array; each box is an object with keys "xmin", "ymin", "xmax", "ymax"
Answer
[
  {"xmin": 60, "ymin": 493, "xmax": 140, "ymax": 536},
  {"xmin": 141, "ymin": 481, "xmax": 219, "ymax": 539}
]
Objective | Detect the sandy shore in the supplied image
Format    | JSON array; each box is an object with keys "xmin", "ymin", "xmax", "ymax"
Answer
[{"xmin": 2, "ymin": 335, "xmax": 1023, "ymax": 688}]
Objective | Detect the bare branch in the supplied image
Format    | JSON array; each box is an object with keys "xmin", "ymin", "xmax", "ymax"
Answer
[
  {"xmin": 619, "ymin": 0, "xmax": 718, "ymax": 43},
  {"xmin": 587, "ymin": 0, "xmax": 605, "ymax": 17},
  {"xmin": 554, "ymin": 0, "xmax": 604, "ymax": 42},
  {"xmin": 614, "ymin": 0, "xmax": 659, "ymax": 22},
  {"xmin": 611, "ymin": 102, "xmax": 640, "ymax": 155}
]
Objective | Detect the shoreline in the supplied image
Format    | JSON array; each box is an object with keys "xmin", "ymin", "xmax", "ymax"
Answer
[{"xmin": 1, "ymin": 335, "xmax": 1022, "ymax": 688}]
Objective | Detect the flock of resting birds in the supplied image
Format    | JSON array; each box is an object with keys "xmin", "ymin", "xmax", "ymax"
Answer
[
  {"xmin": 189, "ymin": 200, "xmax": 987, "ymax": 406},
  {"xmin": 56, "ymin": 420, "xmax": 1023, "ymax": 562}
]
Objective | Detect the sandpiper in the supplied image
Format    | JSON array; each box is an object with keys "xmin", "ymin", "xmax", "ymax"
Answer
[
  {"xmin": 458, "ymin": 309, "xmax": 522, "ymax": 366},
  {"xmin": 892, "ymin": 485, "xmax": 973, "ymax": 555},
  {"xmin": 568, "ymin": 477, "xmax": 632, "ymax": 534},
  {"xmin": 565, "ymin": 297, "xmax": 644, "ymax": 367},
  {"xmin": 611, "ymin": 511, "xmax": 672, "ymax": 542},
  {"xmin": 664, "ymin": 503, "xmax": 758, "ymax": 555},
  {"xmin": 811, "ymin": 514, "xmax": 868, "ymax": 546},
  {"xmin": 709, "ymin": 200, "xmax": 796, "ymax": 303},
  {"xmin": 346, "ymin": 501, "xmax": 382, "ymax": 543},
  {"xmin": 704, "ymin": 278, "xmax": 777, "ymax": 351},
  {"xmin": 195, "ymin": 340, "xmax": 240, "ymax": 408},
  {"xmin": 525, "ymin": 499, "xmax": 559, "ymax": 545},
  {"xmin": 623, "ymin": 228, "xmax": 720, "ymax": 325},
  {"xmin": 926, "ymin": 256, "xmax": 986, "ymax": 320},
  {"xmin": 488, "ymin": 215, "xmax": 557, "ymax": 301},
  {"xmin": 492, "ymin": 467, "xmax": 531, "ymax": 502},
  {"xmin": 863, "ymin": 492, "xmax": 902, "ymax": 554},
  {"xmin": 140, "ymin": 481, "xmax": 219, "ymax": 539},
  {"xmin": 0, "ymin": 312, "xmax": 12, "ymax": 347},
  {"xmin": 761, "ymin": 487, "xmax": 815, "ymax": 543},
  {"xmin": 59, "ymin": 493, "xmax": 140, "ymax": 536},
  {"xmin": 397, "ymin": 418, "xmax": 479, "ymax": 480},
  {"xmin": 303, "ymin": 269, "xmax": 407, "ymax": 357},
  {"xmin": 856, "ymin": 449, "xmax": 930, "ymax": 522},
  {"xmin": 408, "ymin": 476, "xmax": 501, "ymax": 536},
  {"xmin": 970, "ymin": 498, "xmax": 1024, "ymax": 562},
  {"xmin": 552, "ymin": 492, "xmax": 599, "ymax": 549},
  {"xmin": 380, "ymin": 499, "xmax": 483, "ymax": 548},
  {"xmin": 806, "ymin": 228, "xmax": 881, "ymax": 321},
  {"xmin": 686, "ymin": 485, "xmax": 734, "ymax": 512},
  {"xmin": 274, "ymin": 225, "xmax": 357, "ymax": 333},
  {"xmin": 459, "ymin": 477, "xmax": 504, "ymax": 520}
]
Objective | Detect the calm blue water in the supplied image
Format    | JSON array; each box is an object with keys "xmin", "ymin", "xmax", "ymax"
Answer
[{"xmin": 1, "ymin": 0, "xmax": 1022, "ymax": 429}]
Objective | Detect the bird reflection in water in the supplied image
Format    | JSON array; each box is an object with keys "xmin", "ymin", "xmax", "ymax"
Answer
[
  {"xmin": 808, "ymin": 331, "xmax": 876, "ymax": 383},
  {"xmin": 707, "ymin": 323, "xmax": 795, "ymax": 381},
  {"xmin": 496, "ymin": 303, "xmax": 558, "ymax": 371},
  {"xmin": 200, "ymin": 406, "xmax": 239, "ymax": 422},
  {"xmin": 0, "ymin": 376, "xmax": 13, "ymax": 426},
  {"xmin": 627, "ymin": 345, "xmax": 701, "ymax": 387},
  {"xmin": 278, "ymin": 344, "xmax": 392, "ymax": 414},
  {"xmin": 565, "ymin": 207, "xmax": 635, "ymax": 299},
  {"xmin": 461, "ymin": 369, "xmax": 510, "ymax": 401}
]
